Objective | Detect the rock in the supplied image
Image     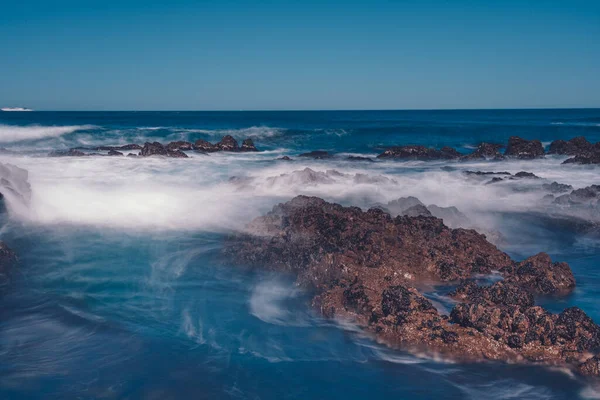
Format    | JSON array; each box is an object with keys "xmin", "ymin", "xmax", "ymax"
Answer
[
  {"xmin": 402, "ymin": 204, "xmax": 432, "ymax": 217},
  {"xmin": 347, "ymin": 156, "xmax": 374, "ymax": 162},
  {"xmin": 107, "ymin": 150, "xmax": 123, "ymax": 156},
  {"xmin": 549, "ymin": 137, "xmax": 594, "ymax": 156},
  {"xmin": 486, "ymin": 177, "xmax": 504, "ymax": 184},
  {"xmin": 579, "ymin": 356, "xmax": 600, "ymax": 377},
  {"xmin": 277, "ymin": 156, "xmax": 293, "ymax": 161},
  {"xmin": 563, "ymin": 153, "xmax": 600, "ymax": 165},
  {"xmin": 225, "ymin": 196, "xmax": 598, "ymax": 376},
  {"xmin": 377, "ymin": 145, "xmax": 461, "ymax": 160},
  {"xmin": 427, "ymin": 205, "xmax": 471, "ymax": 229},
  {"xmin": 500, "ymin": 253, "xmax": 575, "ymax": 295},
  {"xmin": 49, "ymin": 149, "xmax": 86, "ymax": 157},
  {"xmin": 504, "ymin": 137, "xmax": 545, "ymax": 159},
  {"xmin": 298, "ymin": 150, "xmax": 332, "ymax": 159},
  {"xmin": 139, "ymin": 142, "xmax": 168, "ymax": 157},
  {"xmin": 542, "ymin": 182, "xmax": 573, "ymax": 194},
  {"xmin": 462, "ymin": 143, "xmax": 505, "ymax": 160},
  {"xmin": 383, "ymin": 196, "xmax": 425, "ymax": 216},
  {"xmin": 194, "ymin": 139, "xmax": 219, "ymax": 152},
  {"xmin": 216, "ymin": 135, "xmax": 239, "ymax": 151},
  {"xmin": 512, "ymin": 171, "xmax": 540, "ymax": 179},
  {"xmin": 165, "ymin": 141, "xmax": 194, "ymax": 151},
  {"xmin": 240, "ymin": 138, "xmax": 258, "ymax": 152},
  {"xmin": 554, "ymin": 185, "xmax": 600, "ymax": 206},
  {"xmin": 464, "ymin": 171, "xmax": 511, "ymax": 176}
]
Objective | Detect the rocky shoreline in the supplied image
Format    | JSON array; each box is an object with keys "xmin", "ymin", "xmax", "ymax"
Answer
[{"xmin": 225, "ymin": 195, "xmax": 600, "ymax": 377}]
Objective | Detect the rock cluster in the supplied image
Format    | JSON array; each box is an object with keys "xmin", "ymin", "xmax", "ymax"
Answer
[
  {"xmin": 47, "ymin": 136, "xmax": 259, "ymax": 158},
  {"xmin": 225, "ymin": 196, "xmax": 599, "ymax": 376}
]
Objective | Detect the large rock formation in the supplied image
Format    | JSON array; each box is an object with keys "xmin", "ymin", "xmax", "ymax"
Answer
[
  {"xmin": 504, "ymin": 136, "xmax": 545, "ymax": 159},
  {"xmin": 139, "ymin": 142, "xmax": 189, "ymax": 158},
  {"xmin": 225, "ymin": 196, "xmax": 599, "ymax": 376},
  {"xmin": 377, "ymin": 145, "xmax": 461, "ymax": 160},
  {"xmin": 549, "ymin": 137, "xmax": 594, "ymax": 156}
]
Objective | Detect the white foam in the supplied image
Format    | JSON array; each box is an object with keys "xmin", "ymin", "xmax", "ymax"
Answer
[{"xmin": 0, "ymin": 124, "xmax": 95, "ymax": 143}]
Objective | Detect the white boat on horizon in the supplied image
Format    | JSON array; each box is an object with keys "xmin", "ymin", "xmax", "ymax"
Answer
[{"xmin": 1, "ymin": 107, "xmax": 33, "ymax": 112}]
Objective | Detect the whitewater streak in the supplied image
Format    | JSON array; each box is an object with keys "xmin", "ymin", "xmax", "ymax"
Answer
[{"xmin": 0, "ymin": 124, "xmax": 96, "ymax": 143}]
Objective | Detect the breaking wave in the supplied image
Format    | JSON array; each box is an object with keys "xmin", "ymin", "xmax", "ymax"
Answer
[{"xmin": 0, "ymin": 124, "xmax": 96, "ymax": 143}]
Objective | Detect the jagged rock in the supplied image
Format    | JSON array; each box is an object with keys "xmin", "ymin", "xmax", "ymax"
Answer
[
  {"xmin": 194, "ymin": 139, "xmax": 219, "ymax": 152},
  {"xmin": 107, "ymin": 150, "xmax": 123, "ymax": 156},
  {"xmin": 500, "ymin": 253, "xmax": 575, "ymax": 295},
  {"xmin": 504, "ymin": 137, "xmax": 544, "ymax": 159},
  {"xmin": 542, "ymin": 182, "xmax": 573, "ymax": 194},
  {"xmin": 377, "ymin": 145, "xmax": 460, "ymax": 160},
  {"xmin": 549, "ymin": 137, "xmax": 594, "ymax": 155},
  {"xmin": 383, "ymin": 197, "xmax": 425, "ymax": 216},
  {"xmin": 225, "ymin": 196, "xmax": 597, "ymax": 376},
  {"xmin": 554, "ymin": 185, "xmax": 600, "ymax": 206},
  {"xmin": 241, "ymin": 138, "xmax": 258, "ymax": 152},
  {"xmin": 579, "ymin": 356, "xmax": 600, "ymax": 377},
  {"xmin": 139, "ymin": 142, "xmax": 168, "ymax": 157},
  {"xmin": 298, "ymin": 150, "xmax": 332, "ymax": 159},
  {"xmin": 402, "ymin": 204, "xmax": 432, "ymax": 217},
  {"xmin": 217, "ymin": 135, "xmax": 239, "ymax": 151},
  {"xmin": 165, "ymin": 141, "xmax": 194, "ymax": 151},
  {"xmin": 427, "ymin": 205, "xmax": 470, "ymax": 228},
  {"xmin": 49, "ymin": 149, "xmax": 86, "ymax": 157},
  {"xmin": 462, "ymin": 143, "xmax": 505, "ymax": 160},
  {"xmin": 486, "ymin": 177, "xmax": 504, "ymax": 184},
  {"xmin": 563, "ymin": 153, "xmax": 600, "ymax": 165},
  {"xmin": 166, "ymin": 150, "xmax": 189, "ymax": 158},
  {"xmin": 512, "ymin": 171, "xmax": 540, "ymax": 179}
]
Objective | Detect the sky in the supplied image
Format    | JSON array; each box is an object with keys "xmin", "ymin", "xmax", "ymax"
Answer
[{"xmin": 0, "ymin": 0, "xmax": 599, "ymax": 111}]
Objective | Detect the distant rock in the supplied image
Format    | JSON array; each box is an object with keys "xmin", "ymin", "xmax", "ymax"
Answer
[
  {"xmin": 96, "ymin": 144, "xmax": 142, "ymax": 151},
  {"xmin": 542, "ymin": 182, "xmax": 573, "ymax": 194},
  {"xmin": 512, "ymin": 171, "xmax": 540, "ymax": 179},
  {"xmin": 107, "ymin": 150, "xmax": 123, "ymax": 156},
  {"xmin": 240, "ymin": 138, "xmax": 258, "ymax": 152},
  {"xmin": 165, "ymin": 141, "xmax": 194, "ymax": 151},
  {"xmin": 347, "ymin": 156, "xmax": 374, "ymax": 162},
  {"xmin": 377, "ymin": 145, "xmax": 461, "ymax": 160},
  {"xmin": 504, "ymin": 136, "xmax": 544, "ymax": 159},
  {"xmin": 277, "ymin": 156, "xmax": 293, "ymax": 161},
  {"xmin": 49, "ymin": 149, "xmax": 86, "ymax": 157},
  {"xmin": 217, "ymin": 135, "xmax": 239, "ymax": 151},
  {"xmin": 194, "ymin": 139, "xmax": 219, "ymax": 152},
  {"xmin": 486, "ymin": 177, "xmax": 504, "ymax": 184},
  {"xmin": 140, "ymin": 142, "xmax": 168, "ymax": 157},
  {"xmin": 193, "ymin": 136, "xmax": 259, "ymax": 153}
]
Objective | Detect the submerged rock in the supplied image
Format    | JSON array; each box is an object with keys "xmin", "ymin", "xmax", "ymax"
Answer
[
  {"xmin": 347, "ymin": 156, "xmax": 374, "ymax": 162},
  {"xmin": 504, "ymin": 136, "xmax": 545, "ymax": 159},
  {"xmin": 107, "ymin": 150, "xmax": 124, "ymax": 156},
  {"xmin": 49, "ymin": 149, "xmax": 86, "ymax": 157},
  {"xmin": 193, "ymin": 136, "xmax": 259, "ymax": 153},
  {"xmin": 276, "ymin": 156, "xmax": 293, "ymax": 161}
]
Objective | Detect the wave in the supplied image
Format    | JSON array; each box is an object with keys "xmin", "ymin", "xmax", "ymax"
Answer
[{"xmin": 0, "ymin": 124, "xmax": 96, "ymax": 143}]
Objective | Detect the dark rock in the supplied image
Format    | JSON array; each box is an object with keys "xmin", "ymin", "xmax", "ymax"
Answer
[
  {"xmin": 542, "ymin": 182, "xmax": 573, "ymax": 194},
  {"xmin": 165, "ymin": 141, "xmax": 194, "ymax": 151},
  {"xmin": 377, "ymin": 145, "xmax": 461, "ymax": 160},
  {"xmin": 549, "ymin": 137, "xmax": 594, "ymax": 156},
  {"xmin": 554, "ymin": 185, "xmax": 600, "ymax": 205},
  {"xmin": 402, "ymin": 204, "xmax": 432, "ymax": 217},
  {"xmin": 277, "ymin": 156, "xmax": 293, "ymax": 161},
  {"xmin": 563, "ymin": 153, "xmax": 600, "ymax": 165},
  {"xmin": 579, "ymin": 356, "xmax": 600, "ymax": 377},
  {"xmin": 500, "ymin": 253, "xmax": 575, "ymax": 295},
  {"xmin": 96, "ymin": 144, "xmax": 141, "ymax": 151},
  {"xmin": 449, "ymin": 280, "xmax": 534, "ymax": 309},
  {"xmin": 464, "ymin": 171, "xmax": 511, "ymax": 176},
  {"xmin": 486, "ymin": 177, "xmax": 504, "ymax": 184},
  {"xmin": 298, "ymin": 150, "xmax": 332, "ymax": 159},
  {"xmin": 513, "ymin": 171, "xmax": 540, "ymax": 179},
  {"xmin": 504, "ymin": 137, "xmax": 544, "ymax": 159},
  {"xmin": 241, "ymin": 138, "xmax": 258, "ymax": 152},
  {"xmin": 462, "ymin": 143, "xmax": 505, "ymax": 161},
  {"xmin": 216, "ymin": 135, "xmax": 239, "ymax": 151},
  {"xmin": 140, "ymin": 142, "xmax": 168, "ymax": 157},
  {"xmin": 107, "ymin": 150, "xmax": 123, "ymax": 156},
  {"xmin": 194, "ymin": 139, "xmax": 219, "ymax": 152}
]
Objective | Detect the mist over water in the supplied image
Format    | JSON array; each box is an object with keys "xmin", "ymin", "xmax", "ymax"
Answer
[{"xmin": 1, "ymin": 110, "xmax": 600, "ymax": 399}]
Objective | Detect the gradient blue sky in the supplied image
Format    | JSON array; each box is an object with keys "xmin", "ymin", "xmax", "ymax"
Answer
[{"xmin": 1, "ymin": 0, "xmax": 599, "ymax": 110}]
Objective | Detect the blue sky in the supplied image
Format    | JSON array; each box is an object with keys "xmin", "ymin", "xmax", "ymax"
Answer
[{"xmin": 1, "ymin": 0, "xmax": 599, "ymax": 110}]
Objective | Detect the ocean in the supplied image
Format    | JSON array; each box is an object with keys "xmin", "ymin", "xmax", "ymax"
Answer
[{"xmin": 1, "ymin": 109, "xmax": 600, "ymax": 399}]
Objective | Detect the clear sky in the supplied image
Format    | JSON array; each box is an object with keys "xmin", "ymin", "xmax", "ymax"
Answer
[{"xmin": 1, "ymin": 0, "xmax": 599, "ymax": 110}]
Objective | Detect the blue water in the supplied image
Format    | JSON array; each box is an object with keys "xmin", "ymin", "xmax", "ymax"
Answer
[{"xmin": 1, "ymin": 109, "xmax": 600, "ymax": 399}]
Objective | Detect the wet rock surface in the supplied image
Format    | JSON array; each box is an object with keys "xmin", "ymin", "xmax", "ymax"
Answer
[
  {"xmin": 461, "ymin": 143, "xmax": 505, "ymax": 161},
  {"xmin": 225, "ymin": 196, "xmax": 599, "ymax": 377},
  {"xmin": 298, "ymin": 150, "xmax": 333, "ymax": 159},
  {"xmin": 504, "ymin": 136, "xmax": 545, "ymax": 159},
  {"xmin": 549, "ymin": 137, "xmax": 595, "ymax": 156}
]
